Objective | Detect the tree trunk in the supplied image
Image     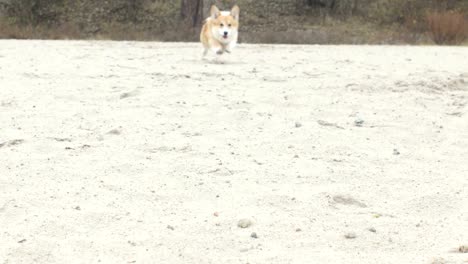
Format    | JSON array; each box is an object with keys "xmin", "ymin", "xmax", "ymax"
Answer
[{"xmin": 181, "ymin": 0, "xmax": 203, "ymax": 27}]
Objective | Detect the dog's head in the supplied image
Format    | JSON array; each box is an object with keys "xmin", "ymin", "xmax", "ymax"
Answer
[{"xmin": 210, "ymin": 5, "xmax": 240, "ymax": 43}]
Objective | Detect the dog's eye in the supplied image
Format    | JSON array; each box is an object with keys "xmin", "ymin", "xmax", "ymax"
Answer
[
  {"xmin": 220, "ymin": 23, "xmax": 224, "ymax": 27},
  {"xmin": 228, "ymin": 24, "xmax": 232, "ymax": 27}
]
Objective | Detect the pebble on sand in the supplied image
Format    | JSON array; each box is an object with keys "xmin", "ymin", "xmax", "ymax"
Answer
[
  {"xmin": 107, "ymin": 128, "xmax": 122, "ymax": 135},
  {"xmin": 295, "ymin": 122, "xmax": 302, "ymax": 128},
  {"xmin": 344, "ymin": 232, "xmax": 357, "ymax": 239},
  {"xmin": 354, "ymin": 119, "xmax": 364, "ymax": 127},
  {"xmin": 459, "ymin": 245, "xmax": 468, "ymax": 253},
  {"xmin": 237, "ymin": 219, "xmax": 253, "ymax": 228},
  {"xmin": 250, "ymin": 232, "xmax": 258, "ymax": 239}
]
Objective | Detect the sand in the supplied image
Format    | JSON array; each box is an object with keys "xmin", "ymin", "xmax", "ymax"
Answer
[{"xmin": 1, "ymin": 40, "xmax": 467, "ymax": 263}]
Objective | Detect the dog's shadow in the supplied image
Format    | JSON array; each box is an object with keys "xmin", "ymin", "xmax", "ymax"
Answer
[
  {"xmin": 200, "ymin": 57, "xmax": 245, "ymax": 65},
  {"xmin": 206, "ymin": 59, "xmax": 228, "ymax": 65},
  {"xmin": 184, "ymin": 55, "xmax": 246, "ymax": 65}
]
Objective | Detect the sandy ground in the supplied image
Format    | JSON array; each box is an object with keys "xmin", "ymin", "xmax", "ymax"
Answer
[{"xmin": 0, "ymin": 40, "xmax": 467, "ymax": 264}]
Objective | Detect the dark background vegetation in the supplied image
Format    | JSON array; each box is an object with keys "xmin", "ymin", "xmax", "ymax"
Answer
[{"xmin": 0, "ymin": 0, "xmax": 467, "ymax": 44}]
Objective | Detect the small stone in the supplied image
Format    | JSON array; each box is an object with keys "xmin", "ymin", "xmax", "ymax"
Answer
[
  {"xmin": 213, "ymin": 212, "xmax": 219, "ymax": 217},
  {"xmin": 120, "ymin": 92, "xmax": 133, "ymax": 99},
  {"xmin": 333, "ymin": 195, "xmax": 367, "ymax": 208},
  {"xmin": 295, "ymin": 228, "xmax": 302, "ymax": 232},
  {"xmin": 368, "ymin": 227, "xmax": 376, "ymax": 233},
  {"xmin": 295, "ymin": 122, "xmax": 302, "ymax": 128},
  {"xmin": 393, "ymin": 149, "xmax": 400, "ymax": 155},
  {"xmin": 17, "ymin": 239, "xmax": 27, "ymax": 243},
  {"xmin": 107, "ymin": 129, "xmax": 121, "ymax": 135},
  {"xmin": 459, "ymin": 245, "xmax": 468, "ymax": 253},
  {"xmin": 344, "ymin": 232, "xmax": 357, "ymax": 239},
  {"xmin": 74, "ymin": 206, "xmax": 81, "ymax": 210},
  {"xmin": 237, "ymin": 219, "xmax": 253, "ymax": 228},
  {"xmin": 167, "ymin": 225, "xmax": 175, "ymax": 231},
  {"xmin": 250, "ymin": 232, "xmax": 258, "ymax": 239},
  {"xmin": 354, "ymin": 119, "xmax": 364, "ymax": 127}
]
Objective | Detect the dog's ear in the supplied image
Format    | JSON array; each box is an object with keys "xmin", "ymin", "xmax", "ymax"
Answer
[
  {"xmin": 210, "ymin": 5, "xmax": 220, "ymax": 19},
  {"xmin": 231, "ymin": 5, "xmax": 240, "ymax": 21}
]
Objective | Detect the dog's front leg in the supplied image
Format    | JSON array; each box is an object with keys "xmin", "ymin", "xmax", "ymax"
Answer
[
  {"xmin": 208, "ymin": 40, "xmax": 223, "ymax": 55},
  {"xmin": 224, "ymin": 41, "xmax": 236, "ymax": 54}
]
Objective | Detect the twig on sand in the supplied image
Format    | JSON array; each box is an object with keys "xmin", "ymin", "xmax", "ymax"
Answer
[
  {"xmin": 0, "ymin": 139, "xmax": 24, "ymax": 148},
  {"xmin": 317, "ymin": 120, "xmax": 344, "ymax": 129},
  {"xmin": 47, "ymin": 137, "xmax": 72, "ymax": 142},
  {"xmin": 202, "ymin": 167, "xmax": 234, "ymax": 175}
]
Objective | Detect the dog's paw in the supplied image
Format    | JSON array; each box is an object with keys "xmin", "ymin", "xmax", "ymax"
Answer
[{"xmin": 216, "ymin": 50, "xmax": 224, "ymax": 55}]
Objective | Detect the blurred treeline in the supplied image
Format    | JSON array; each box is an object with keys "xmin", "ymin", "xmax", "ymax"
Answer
[{"xmin": 0, "ymin": 0, "xmax": 466, "ymax": 44}]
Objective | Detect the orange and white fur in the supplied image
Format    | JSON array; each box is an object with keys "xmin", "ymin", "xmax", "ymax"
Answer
[{"xmin": 200, "ymin": 5, "xmax": 240, "ymax": 57}]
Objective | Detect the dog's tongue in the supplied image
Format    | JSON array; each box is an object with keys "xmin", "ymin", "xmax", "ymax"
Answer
[{"xmin": 223, "ymin": 35, "xmax": 228, "ymax": 39}]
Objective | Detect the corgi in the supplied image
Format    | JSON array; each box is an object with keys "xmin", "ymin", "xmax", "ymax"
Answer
[{"xmin": 200, "ymin": 5, "xmax": 240, "ymax": 57}]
